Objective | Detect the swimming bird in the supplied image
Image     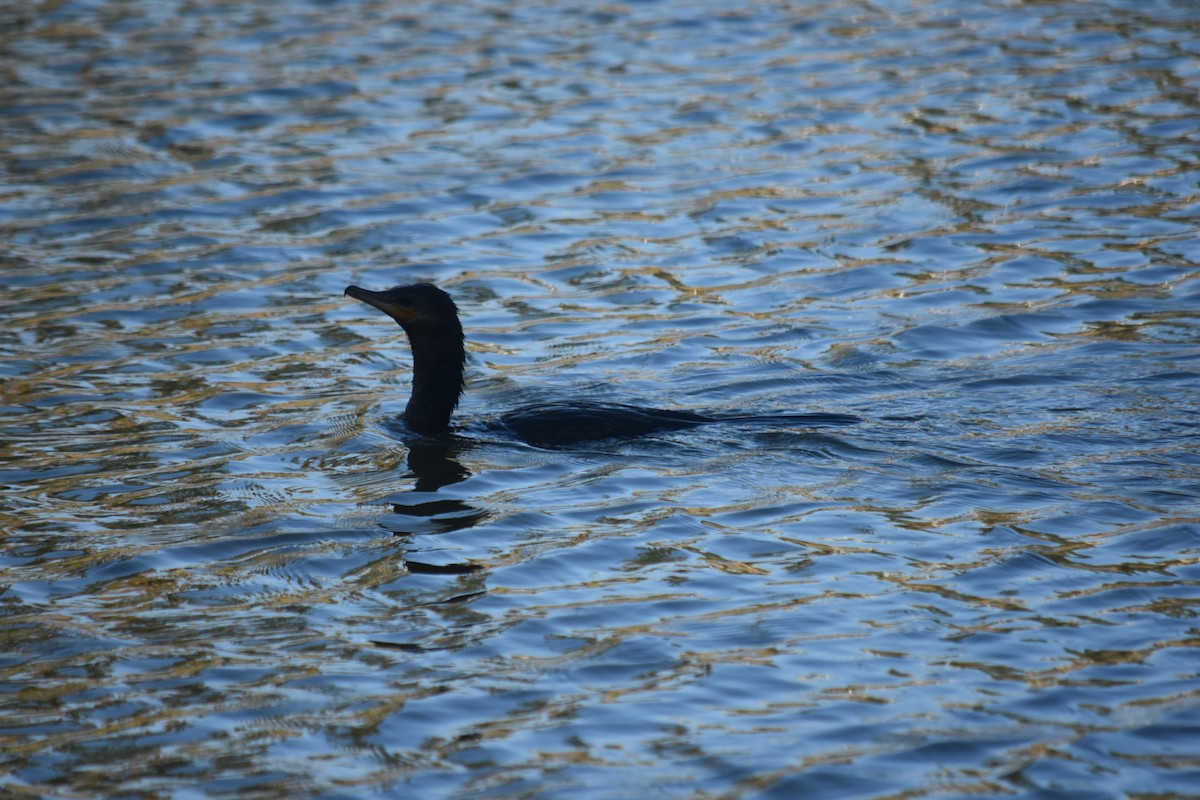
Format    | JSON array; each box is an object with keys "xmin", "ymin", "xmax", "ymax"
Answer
[{"xmin": 345, "ymin": 283, "xmax": 859, "ymax": 447}]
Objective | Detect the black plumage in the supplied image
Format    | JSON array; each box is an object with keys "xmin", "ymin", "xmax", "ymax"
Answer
[{"xmin": 345, "ymin": 283, "xmax": 859, "ymax": 447}]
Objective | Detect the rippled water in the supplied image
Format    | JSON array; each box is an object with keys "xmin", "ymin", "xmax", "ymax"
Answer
[{"xmin": 3, "ymin": 0, "xmax": 1199, "ymax": 797}]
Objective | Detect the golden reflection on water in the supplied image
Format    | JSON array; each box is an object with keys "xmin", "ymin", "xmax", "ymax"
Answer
[{"xmin": 3, "ymin": 0, "xmax": 1200, "ymax": 797}]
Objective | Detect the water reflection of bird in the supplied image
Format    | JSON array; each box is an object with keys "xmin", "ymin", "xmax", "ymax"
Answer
[{"xmin": 345, "ymin": 283, "xmax": 859, "ymax": 448}]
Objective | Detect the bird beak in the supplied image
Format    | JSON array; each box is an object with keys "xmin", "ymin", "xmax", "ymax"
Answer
[{"xmin": 345, "ymin": 285, "xmax": 417, "ymax": 323}]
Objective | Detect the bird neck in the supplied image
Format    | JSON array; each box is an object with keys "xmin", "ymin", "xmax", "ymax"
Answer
[{"xmin": 402, "ymin": 323, "xmax": 465, "ymax": 433}]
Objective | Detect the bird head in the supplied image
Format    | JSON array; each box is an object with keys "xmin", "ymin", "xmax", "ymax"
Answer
[{"xmin": 344, "ymin": 283, "xmax": 460, "ymax": 330}]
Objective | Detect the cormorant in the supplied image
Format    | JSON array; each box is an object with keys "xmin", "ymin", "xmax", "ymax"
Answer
[{"xmin": 345, "ymin": 283, "xmax": 859, "ymax": 447}]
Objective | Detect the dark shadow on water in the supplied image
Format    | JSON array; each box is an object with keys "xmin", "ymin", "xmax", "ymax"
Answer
[
  {"xmin": 404, "ymin": 437, "xmax": 472, "ymax": 493},
  {"xmin": 368, "ymin": 436, "xmax": 493, "ymax": 649},
  {"xmin": 378, "ymin": 436, "xmax": 489, "ymax": 576}
]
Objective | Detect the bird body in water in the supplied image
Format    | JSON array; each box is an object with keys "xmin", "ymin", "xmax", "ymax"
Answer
[{"xmin": 345, "ymin": 283, "xmax": 859, "ymax": 447}]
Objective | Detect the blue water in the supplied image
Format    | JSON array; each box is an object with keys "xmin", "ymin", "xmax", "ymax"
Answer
[{"xmin": 2, "ymin": 1, "xmax": 1198, "ymax": 797}]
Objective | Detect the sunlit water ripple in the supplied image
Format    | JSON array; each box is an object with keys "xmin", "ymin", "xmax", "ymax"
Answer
[{"xmin": 2, "ymin": 0, "xmax": 1198, "ymax": 797}]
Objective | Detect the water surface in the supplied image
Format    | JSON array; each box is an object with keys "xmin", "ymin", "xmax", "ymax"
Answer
[{"xmin": 2, "ymin": 0, "xmax": 1199, "ymax": 797}]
